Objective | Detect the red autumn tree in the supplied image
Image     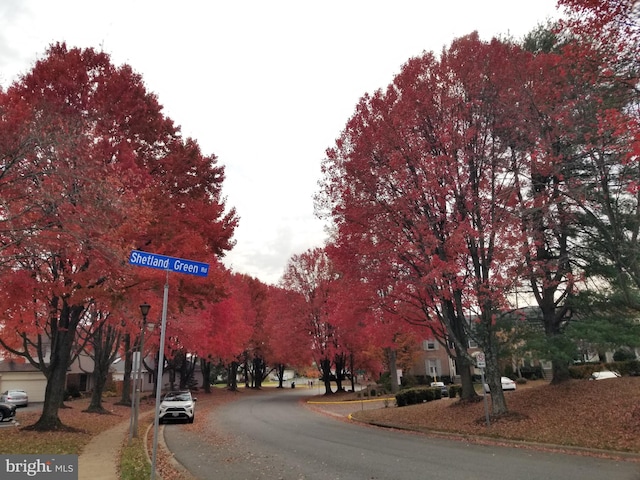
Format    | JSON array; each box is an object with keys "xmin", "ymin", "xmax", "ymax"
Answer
[
  {"xmin": 266, "ymin": 285, "xmax": 315, "ymax": 387},
  {"xmin": 280, "ymin": 248, "xmax": 346, "ymax": 395},
  {"xmin": 318, "ymin": 34, "xmax": 535, "ymax": 414},
  {"xmin": 279, "ymin": 247, "xmax": 388, "ymax": 394},
  {"xmin": 326, "ymin": 243, "xmax": 436, "ymax": 394},
  {"xmin": 197, "ymin": 273, "xmax": 257, "ymax": 391},
  {"xmin": 217, "ymin": 273, "xmax": 273, "ymax": 389},
  {"xmin": 0, "ymin": 44, "xmax": 236, "ymax": 430}
]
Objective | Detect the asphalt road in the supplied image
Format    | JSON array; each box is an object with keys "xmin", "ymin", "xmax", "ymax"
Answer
[{"xmin": 163, "ymin": 388, "xmax": 640, "ymax": 480}]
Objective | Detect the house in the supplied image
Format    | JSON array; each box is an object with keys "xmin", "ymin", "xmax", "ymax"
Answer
[
  {"xmin": 0, "ymin": 349, "xmax": 125, "ymax": 402},
  {"xmin": 111, "ymin": 355, "xmax": 155, "ymax": 395},
  {"xmin": 0, "ymin": 360, "xmax": 47, "ymax": 402},
  {"xmin": 407, "ymin": 338, "xmax": 481, "ymax": 382}
]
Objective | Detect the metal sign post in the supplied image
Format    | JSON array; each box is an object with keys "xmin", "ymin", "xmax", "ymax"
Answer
[
  {"xmin": 128, "ymin": 250, "xmax": 209, "ymax": 480},
  {"xmin": 477, "ymin": 352, "xmax": 490, "ymax": 427}
]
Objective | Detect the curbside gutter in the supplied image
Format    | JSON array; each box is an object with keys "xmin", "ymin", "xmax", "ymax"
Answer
[
  {"xmin": 346, "ymin": 414, "xmax": 640, "ymax": 463},
  {"xmin": 307, "ymin": 397, "xmax": 640, "ymax": 463}
]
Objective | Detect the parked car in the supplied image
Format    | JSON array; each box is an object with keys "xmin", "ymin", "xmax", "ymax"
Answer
[
  {"xmin": 0, "ymin": 402, "xmax": 17, "ymax": 422},
  {"xmin": 483, "ymin": 377, "xmax": 517, "ymax": 393},
  {"xmin": 589, "ymin": 370, "xmax": 621, "ymax": 381},
  {"xmin": 0, "ymin": 389, "xmax": 28, "ymax": 407},
  {"xmin": 430, "ymin": 381, "xmax": 449, "ymax": 397},
  {"xmin": 158, "ymin": 390, "xmax": 196, "ymax": 424}
]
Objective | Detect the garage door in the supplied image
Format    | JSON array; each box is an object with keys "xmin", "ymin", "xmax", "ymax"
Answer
[{"xmin": 0, "ymin": 372, "xmax": 47, "ymax": 402}]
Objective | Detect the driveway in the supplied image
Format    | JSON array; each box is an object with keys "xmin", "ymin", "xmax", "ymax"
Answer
[{"xmin": 163, "ymin": 388, "xmax": 640, "ymax": 480}]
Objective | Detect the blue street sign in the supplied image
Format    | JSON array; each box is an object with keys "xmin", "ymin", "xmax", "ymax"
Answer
[{"xmin": 129, "ymin": 250, "xmax": 209, "ymax": 277}]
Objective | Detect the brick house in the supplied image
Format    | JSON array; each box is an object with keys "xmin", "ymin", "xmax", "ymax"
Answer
[{"xmin": 406, "ymin": 337, "xmax": 483, "ymax": 383}]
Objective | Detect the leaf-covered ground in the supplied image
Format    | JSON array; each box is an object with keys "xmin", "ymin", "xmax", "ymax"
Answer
[
  {"xmin": 0, "ymin": 396, "xmax": 142, "ymax": 455},
  {"xmin": 348, "ymin": 377, "xmax": 640, "ymax": 455},
  {"xmin": 2, "ymin": 378, "xmax": 638, "ymax": 480}
]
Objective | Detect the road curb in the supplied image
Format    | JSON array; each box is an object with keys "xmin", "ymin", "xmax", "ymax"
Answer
[
  {"xmin": 142, "ymin": 417, "xmax": 195, "ymax": 480},
  {"xmin": 347, "ymin": 415, "xmax": 640, "ymax": 462}
]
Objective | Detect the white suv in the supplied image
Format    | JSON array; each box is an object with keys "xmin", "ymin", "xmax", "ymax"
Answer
[{"xmin": 158, "ymin": 390, "xmax": 196, "ymax": 424}]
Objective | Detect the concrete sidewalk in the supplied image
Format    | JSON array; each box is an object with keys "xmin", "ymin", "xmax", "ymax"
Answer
[
  {"xmin": 78, "ymin": 418, "xmax": 130, "ymax": 480},
  {"xmin": 79, "ymin": 411, "xmax": 156, "ymax": 480}
]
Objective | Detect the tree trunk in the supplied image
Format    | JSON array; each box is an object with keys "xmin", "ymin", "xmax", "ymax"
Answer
[
  {"xmin": 243, "ymin": 356, "xmax": 250, "ymax": 388},
  {"xmin": 276, "ymin": 364, "xmax": 285, "ymax": 388},
  {"xmin": 334, "ymin": 353, "xmax": 346, "ymax": 392},
  {"xmin": 86, "ymin": 366, "xmax": 109, "ymax": 413},
  {"xmin": 473, "ymin": 306, "xmax": 508, "ymax": 416},
  {"xmin": 445, "ymin": 299, "xmax": 479, "ymax": 402},
  {"xmin": 253, "ymin": 357, "xmax": 265, "ymax": 389},
  {"xmin": 169, "ymin": 365, "xmax": 176, "ymax": 391},
  {"xmin": 150, "ymin": 351, "xmax": 160, "ymax": 398},
  {"xmin": 33, "ymin": 362, "xmax": 68, "ymax": 430},
  {"xmin": 117, "ymin": 333, "xmax": 133, "ymax": 405},
  {"xmin": 228, "ymin": 362, "xmax": 239, "ymax": 391},
  {"xmin": 319, "ymin": 357, "xmax": 333, "ymax": 395},
  {"xmin": 349, "ymin": 353, "xmax": 356, "ymax": 392},
  {"xmin": 86, "ymin": 322, "xmax": 120, "ymax": 413},
  {"xmin": 178, "ymin": 353, "xmax": 196, "ymax": 390},
  {"xmin": 551, "ymin": 356, "xmax": 571, "ymax": 384},
  {"xmin": 484, "ymin": 344, "xmax": 508, "ymax": 416},
  {"xmin": 454, "ymin": 346, "xmax": 479, "ymax": 402},
  {"xmin": 387, "ymin": 348, "xmax": 400, "ymax": 394},
  {"xmin": 201, "ymin": 359, "xmax": 211, "ymax": 393},
  {"xmin": 30, "ymin": 303, "xmax": 84, "ymax": 431},
  {"xmin": 544, "ymin": 310, "xmax": 572, "ymax": 385}
]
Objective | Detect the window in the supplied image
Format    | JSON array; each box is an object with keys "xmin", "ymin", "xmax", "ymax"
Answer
[
  {"xmin": 423, "ymin": 340, "xmax": 438, "ymax": 351},
  {"xmin": 426, "ymin": 359, "xmax": 441, "ymax": 377}
]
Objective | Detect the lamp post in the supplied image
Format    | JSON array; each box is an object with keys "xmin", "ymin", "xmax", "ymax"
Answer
[{"xmin": 129, "ymin": 303, "xmax": 151, "ymax": 443}]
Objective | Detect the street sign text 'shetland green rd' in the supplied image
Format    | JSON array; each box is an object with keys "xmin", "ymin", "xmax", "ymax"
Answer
[{"xmin": 129, "ymin": 250, "xmax": 209, "ymax": 277}]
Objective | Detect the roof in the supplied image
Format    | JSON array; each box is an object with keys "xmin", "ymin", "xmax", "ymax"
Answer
[{"xmin": 0, "ymin": 360, "xmax": 41, "ymax": 373}]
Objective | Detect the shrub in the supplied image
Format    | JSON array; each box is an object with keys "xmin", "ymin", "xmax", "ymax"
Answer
[
  {"xmin": 440, "ymin": 375, "xmax": 453, "ymax": 385},
  {"xmin": 379, "ymin": 372, "xmax": 391, "ymax": 392},
  {"xmin": 448, "ymin": 384, "xmax": 461, "ymax": 398},
  {"xmin": 400, "ymin": 375, "xmax": 418, "ymax": 388},
  {"xmin": 395, "ymin": 387, "xmax": 441, "ymax": 407},
  {"xmin": 605, "ymin": 360, "xmax": 639, "ymax": 376},
  {"xmin": 568, "ymin": 364, "xmax": 598, "ymax": 379},
  {"xmin": 569, "ymin": 359, "xmax": 640, "ymax": 379},
  {"xmin": 613, "ymin": 348, "xmax": 636, "ymax": 362},
  {"xmin": 64, "ymin": 385, "xmax": 82, "ymax": 400},
  {"xmin": 504, "ymin": 364, "xmax": 515, "ymax": 378},
  {"xmin": 520, "ymin": 365, "xmax": 544, "ymax": 380}
]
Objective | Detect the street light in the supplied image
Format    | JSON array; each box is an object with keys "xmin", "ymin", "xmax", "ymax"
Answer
[
  {"xmin": 129, "ymin": 303, "xmax": 151, "ymax": 445},
  {"xmin": 140, "ymin": 302, "xmax": 151, "ymax": 320}
]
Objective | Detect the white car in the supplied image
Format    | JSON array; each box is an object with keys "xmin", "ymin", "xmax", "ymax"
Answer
[
  {"xmin": 589, "ymin": 370, "xmax": 621, "ymax": 381},
  {"xmin": 158, "ymin": 390, "xmax": 196, "ymax": 424},
  {"xmin": 430, "ymin": 381, "xmax": 449, "ymax": 397},
  {"xmin": 483, "ymin": 377, "xmax": 516, "ymax": 393}
]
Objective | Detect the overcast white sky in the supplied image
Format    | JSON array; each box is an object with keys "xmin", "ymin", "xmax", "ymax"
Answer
[{"xmin": 0, "ymin": 1, "xmax": 560, "ymax": 285}]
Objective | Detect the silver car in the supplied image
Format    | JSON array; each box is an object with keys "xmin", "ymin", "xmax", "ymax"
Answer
[{"xmin": 0, "ymin": 389, "xmax": 28, "ymax": 407}]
